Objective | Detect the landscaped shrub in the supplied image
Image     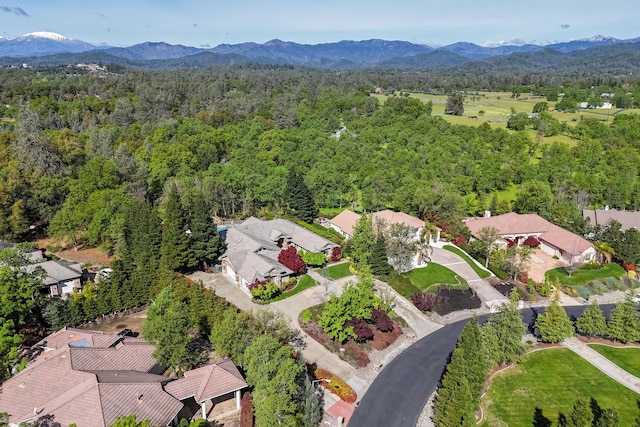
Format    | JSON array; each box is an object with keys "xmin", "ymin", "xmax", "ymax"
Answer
[
  {"xmin": 250, "ymin": 281, "xmax": 280, "ymax": 301},
  {"xmin": 300, "ymin": 250, "xmax": 325, "ymax": 267},
  {"xmin": 371, "ymin": 308, "xmax": 394, "ymax": 332},
  {"xmin": 300, "ymin": 308, "xmax": 312, "ymax": 323},
  {"xmin": 411, "ymin": 291, "xmax": 436, "ymax": 312},
  {"xmin": 240, "ymin": 391, "xmax": 254, "ymax": 427},
  {"xmin": 371, "ymin": 325, "xmax": 402, "ymax": 351},
  {"xmin": 330, "ymin": 247, "xmax": 342, "ymax": 262},
  {"xmin": 314, "ymin": 368, "xmax": 357, "ymax": 403},
  {"xmin": 537, "ymin": 280, "xmax": 553, "ymax": 297},
  {"xmin": 623, "ymin": 263, "xmax": 637, "ymax": 272},
  {"xmin": 451, "ymin": 235, "xmax": 466, "ymax": 246},
  {"xmin": 522, "ymin": 236, "xmax": 540, "ymax": 247},
  {"xmin": 278, "ymin": 246, "xmax": 306, "ymax": 273},
  {"xmin": 344, "ymin": 318, "xmax": 374, "ymax": 342}
]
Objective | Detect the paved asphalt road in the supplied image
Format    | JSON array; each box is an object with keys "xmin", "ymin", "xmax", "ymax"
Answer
[{"xmin": 349, "ymin": 305, "xmax": 616, "ymax": 427}]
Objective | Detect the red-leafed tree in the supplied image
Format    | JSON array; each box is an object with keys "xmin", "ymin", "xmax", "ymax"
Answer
[
  {"xmin": 344, "ymin": 318, "xmax": 374, "ymax": 342},
  {"xmin": 330, "ymin": 247, "xmax": 342, "ymax": 262},
  {"xmin": 278, "ymin": 246, "xmax": 306, "ymax": 274},
  {"xmin": 371, "ymin": 308, "xmax": 394, "ymax": 332}
]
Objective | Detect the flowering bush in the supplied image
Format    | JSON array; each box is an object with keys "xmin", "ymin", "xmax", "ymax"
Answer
[
  {"xmin": 522, "ymin": 236, "xmax": 541, "ymax": 247},
  {"xmin": 623, "ymin": 263, "xmax": 638, "ymax": 272},
  {"xmin": 451, "ymin": 235, "xmax": 466, "ymax": 246},
  {"xmin": 411, "ymin": 291, "xmax": 437, "ymax": 312},
  {"xmin": 314, "ymin": 368, "xmax": 357, "ymax": 403}
]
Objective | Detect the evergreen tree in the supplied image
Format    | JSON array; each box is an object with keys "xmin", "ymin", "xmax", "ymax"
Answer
[
  {"xmin": 370, "ymin": 233, "xmax": 390, "ymax": 277},
  {"xmin": 300, "ymin": 374, "xmax": 322, "ymax": 427},
  {"xmin": 160, "ymin": 185, "xmax": 196, "ymax": 272},
  {"xmin": 567, "ymin": 398, "xmax": 592, "ymax": 427},
  {"xmin": 188, "ymin": 195, "xmax": 224, "ymax": 270},
  {"xmin": 607, "ymin": 301, "xmax": 640, "ymax": 342},
  {"xmin": 483, "ymin": 302, "xmax": 527, "ymax": 365},
  {"xmin": 594, "ymin": 408, "xmax": 619, "ymax": 427},
  {"xmin": 142, "ymin": 285, "xmax": 191, "ymax": 372},
  {"xmin": 432, "ymin": 347, "xmax": 475, "ymax": 427},
  {"xmin": 347, "ymin": 215, "xmax": 375, "ymax": 276},
  {"xmin": 457, "ymin": 316, "xmax": 491, "ymax": 401},
  {"xmin": 535, "ymin": 294, "xmax": 574, "ymax": 343},
  {"xmin": 285, "ymin": 172, "xmax": 317, "ymax": 224},
  {"xmin": 575, "ymin": 301, "xmax": 607, "ymax": 337}
]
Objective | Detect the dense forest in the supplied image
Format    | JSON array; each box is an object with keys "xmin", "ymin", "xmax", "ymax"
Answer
[{"xmin": 1, "ymin": 64, "xmax": 640, "ymax": 250}]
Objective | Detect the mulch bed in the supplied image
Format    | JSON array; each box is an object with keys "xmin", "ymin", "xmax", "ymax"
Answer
[{"xmin": 435, "ymin": 288, "xmax": 482, "ymax": 315}]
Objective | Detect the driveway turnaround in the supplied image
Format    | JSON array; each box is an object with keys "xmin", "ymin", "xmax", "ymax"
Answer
[{"xmin": 349, "ymin": 305, "xmax": 614, "ymax": 427}]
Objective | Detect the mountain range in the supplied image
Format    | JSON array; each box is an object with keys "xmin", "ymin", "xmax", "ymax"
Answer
[{"xmin": 1, "ymin": 31, "xmax": 640, "ymax": 72}]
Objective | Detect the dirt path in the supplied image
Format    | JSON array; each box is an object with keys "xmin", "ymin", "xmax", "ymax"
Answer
[{"xmin": 37, "ymin": 238, "xmax": 113, "ymax": 268}]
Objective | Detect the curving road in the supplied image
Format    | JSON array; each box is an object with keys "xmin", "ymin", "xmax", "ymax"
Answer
[{"xmin": 349, "ymin": 305, "xmax": 615, "ymax": 427}]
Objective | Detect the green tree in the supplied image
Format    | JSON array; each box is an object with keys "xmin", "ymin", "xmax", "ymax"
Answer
[
  {"xmin": 483, "ymin": 302, "xmax": 527, "ymax": 365},
  {"xmin": 142, "ymin": 285, "xmax": 192, "ymax": 371},
  {"xmin": 370, "ymin": 233, "xmax": 390, "ymax": 277},
  {"xmin": 160, "ymin": 184, "xmax": 196, "ymax": 272},
  {"xmin": 432, "ymin": 347, "xmax": 475, "ymax": 427},
  {"xmin": 300, "ymin": 374, "xmax": 322, "ymax": 427},
  {"xmin": 513, "ymin": 180, "xmax": 554, "ymax": 217},
  {"xmin": 109, "ymin": 415, "xmax": 151, "ymax": 427},
  {"xmin": 567, "ymin": 398, "xmax": 592, "ymax": 427},
  {"xmin": 575, "ymin": 301, "xmax": 607, "ymax": 337},
  {"xmin": 285, "ymin": 171, "xmax": 318, "ymax": 224},
  {"xmin": 445, "ymin": 93, "xmax": 464, "ymax": 116},
  {"xmin": 457, "ymin": 317, "xmax": 491, "ymax": 401},
  {"xmin": 188, "ymin": 194, "xmax": 224, "ymax": 270},
  {"xmin": 507, "ymin": 112, "xmax": 530, "ymax": 131},
  {"xmin": 318, "ymin": 279, "xmax": 375, "ymax": 342},
  {"xmin": 209, "ymin": 309, "xmax": 258, "ymax": 366},
  {"xmin": 346, "ymin": 215, "xmax": 375, "ymax": 276},
  {"xmin": 607, "ymin": 301, "xmax": 640, "ymax": 342},
  {"xmin": 244, "ymin": 335, "xmax": 304, "ymax": 426},
  {"xmin": 535, "ymin": 294, "xmax": 574, "ymax": 343},
  {"xmin": 385, "ymin": 222, "xmax": 416, "ymax": 274}
]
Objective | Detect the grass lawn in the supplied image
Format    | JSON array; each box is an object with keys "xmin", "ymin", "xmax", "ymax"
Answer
[
  {"xmin": 407, "ymin": 263, "xmax": 468, "ymax": 293},
  {"xmin": 481, "ymin": 348, "xmax": 640, "ymax": 426},
  {"xmin": 318, "ymin": 262, "xmax": 352, "ymax": 280},
  {"xmin": 269, "ymin": 274, "xmax": 317, "ymax": 302},
  {"xmin": 443, "ymin": 245, "xmax": 491, "ymax": 279},
  {"xmin": 588, "ymin": 344, "xmax": 640, "ymax": 377},
  {"xmin": 545, "ymin": 264, "xmax": 626, "ymax": 287}
]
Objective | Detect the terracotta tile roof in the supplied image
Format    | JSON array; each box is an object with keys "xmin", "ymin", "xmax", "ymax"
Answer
[
  {"xmin": 165, "ymin": 360, "xmax": 247, "ymax": 403},
  {"xmin": 69, "ymin": 344, "xmax": 157, "ymax": 372},
  {"xmin": 329, "ymin": 210, "xmax": 362, "ymax": 236},
  {"xmin": 371, "ymin": 209, "xmax": 425, "ymax": 229},
  {"xmin": 465, "ymin": 212, "xmax": 593, "ymax": 255},
  {"xmin": 34, "ymin": 327, "xmax": 122, "ymax": 352},
  {"xmin": 1, "ymin": 331, "xmax": 246, "ymax": 427}
]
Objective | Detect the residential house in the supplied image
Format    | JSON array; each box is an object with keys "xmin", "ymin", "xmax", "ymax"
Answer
[
  {"xmin": 28, "ymin": 260, "xmax": 84, "ymax": 297},
  {"xmin": 465, "ymin": 212, "xmax": 595, "ymax": 265},
  {"xmin": 220, "ymin": 217, "xmax": 340, "ymax": 292},
  {"xmin": 583, "ymin": 208, "xmax": 640, "ymax": 231},
  {"xmin": 327, "ymin": 209, "xmax": 439, "ymax": 242},
  {"xmin": 0, "ymin": 328, "xmax": 247, "ymax": 427}
]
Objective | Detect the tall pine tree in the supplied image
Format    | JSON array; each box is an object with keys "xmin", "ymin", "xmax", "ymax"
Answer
[
  {"xmin": 189, "ymin": 195, "xmax": 225, "ymax": 271},
  {"xmin": 457, "ymin": 316, "xmax": 491, "ymax": 401},
  {"xmin": 160, "ymin": 185, "xmax": 196, "ymax": 272},
  {"xmin": 285, "ymin": 172, "xmax": 318, "ymax": 224},
  {"xmin": 432, "ymin": 347, "xmax": 475, "ymax": 426},
  {"xmin": 576, "ymin": 301, "xmax": 607, "ymax": 338}
]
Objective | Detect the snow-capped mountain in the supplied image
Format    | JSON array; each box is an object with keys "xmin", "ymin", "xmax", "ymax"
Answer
[{"xmin": 0, "ymin": 31, "xmax": 97, "ymax": 57}]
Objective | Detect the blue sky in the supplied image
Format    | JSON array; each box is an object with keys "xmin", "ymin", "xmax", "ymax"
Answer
[{"xmin": 1, "ymin": 1, "xmax": 638, "ymax": 47}]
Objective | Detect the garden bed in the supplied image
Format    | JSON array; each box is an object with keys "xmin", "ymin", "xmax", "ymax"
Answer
[{"xmin": 434, "ymin": 288, "xmax": 482, "ymax": 315}]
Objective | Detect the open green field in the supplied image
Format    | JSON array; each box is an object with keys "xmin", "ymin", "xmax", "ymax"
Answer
[
  {"xmin": 545, "ymin": 264, "xmax": 625, "ymax": 287},
  {"xmin": 443, "ymin": 245, "xmax": 491, "ymax": 279},
  {"xmin": 589, "ymin": 344, "xmax": 640, "ymax": 377},
  {"xmin": 480, "ymin": 348, "xmax": 640, "ymax": 426},
  {"xmin": 318, "ymin": 262, "xmax": 352, "ymax": 280}
]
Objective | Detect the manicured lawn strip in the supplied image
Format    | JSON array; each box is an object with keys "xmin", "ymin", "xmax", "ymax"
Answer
[
  {"xmin": 545, "ymin": 264, "xmax": 626, "ymax": 287},
  {"xmin": 318, "ymin": 263, "xmax": 352, "ymax": 280},
  {"xmin": 443, "ymin": 245, "xmax": 491, "ymax": 279},
  {"xmin": 269, "ymin": 274, "xmax": 317, "ymax": 302},
  {"xmin": 481, "ymin": 348, "xmax": 640, "ymax": 426},
  {"xmin": 588, "ymin": 344, "xmax": 640, "ymax": 377},
  {"xmin": 388, "ymin": 275, "xmax": 420, "ymax": 299},
  {"xmin": 407, "ymin": 263, "xmax": 468, "ymax": 292}
]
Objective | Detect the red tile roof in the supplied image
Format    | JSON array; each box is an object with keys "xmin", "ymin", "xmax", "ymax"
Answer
[
  {"xmin": 0, "ymin": 331, "xmax": 247, "ymax": 427},
  {"xmin": 465, "ymin": 212, "xmax": 593, "ymax": 254}
]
